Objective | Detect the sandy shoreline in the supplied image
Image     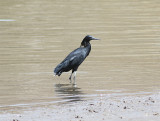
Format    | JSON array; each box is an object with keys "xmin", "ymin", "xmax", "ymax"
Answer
[{"xmin": 1, "ymin": 93, "xmax": 160, "ymax": 121}]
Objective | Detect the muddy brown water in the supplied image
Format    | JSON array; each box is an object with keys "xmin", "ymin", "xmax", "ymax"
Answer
[{"xmin": 0, "ymin": 0, "xmax": 160, "ymax": 109}]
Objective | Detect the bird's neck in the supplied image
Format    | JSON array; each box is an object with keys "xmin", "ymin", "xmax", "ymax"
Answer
[{"xmin": 85, "ymin": 42, "xmax": 91, "ymax": 56}]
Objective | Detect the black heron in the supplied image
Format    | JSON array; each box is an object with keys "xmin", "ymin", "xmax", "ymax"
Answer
[{"xmin": 54, "ymin": 35, "xmax": 99, "ymax": 84}]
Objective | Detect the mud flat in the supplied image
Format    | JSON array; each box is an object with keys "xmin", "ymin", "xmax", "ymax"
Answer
[{"xmin": 0, "ymin": 93, "xmax": 160, "ymax": 121}]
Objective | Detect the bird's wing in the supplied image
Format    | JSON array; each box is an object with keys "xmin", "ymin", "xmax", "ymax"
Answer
[
  {"xmin": 70, "ymin": 56, "xmax": 77, "ymax": 62},
  {"xmin": 61, "ymin": 48, "xmax": 84, "ymax": 63},
  {"xmin": 68, "ymin": 51, "xmax": 85, "ymax": 67},
  {"xmin": 54, "ymin": 48, "xmax": 86, "ymax": 74}
]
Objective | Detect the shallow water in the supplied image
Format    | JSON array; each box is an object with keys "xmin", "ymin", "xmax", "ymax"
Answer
[{"xmin": 0, "ymin": 0, "xmax": 160, "ymax": 109}]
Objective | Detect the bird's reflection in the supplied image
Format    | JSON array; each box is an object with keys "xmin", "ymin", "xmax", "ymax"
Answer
[{"xmin": 54, "ymin": 83, "xmax": 84, "ymax": 102}]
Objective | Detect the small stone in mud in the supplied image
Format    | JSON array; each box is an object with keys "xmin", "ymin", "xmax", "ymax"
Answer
[
  {"xmin": 75, "ymin": 116, "xmax": 79, "ymax": 118},
  {"xmin": 93, "ymin": 110, "xmax": 98, "ymax": 113},
  {"xmin": 88, "ymin": 109, "xmax": 92, "ymax": 112},
  {"xmin": 75, "ymin": 115, "xmax": 82, "ymax": 118},
  {"xmin": 148, "ymin": 97, "xmax": 155, "ymax": 103},
  {"xmin": 153, "ymin": 113, "xmax": 159, "ymax": 116},
  {"xmin": 90, "ymin": 104, "xmax": 94, "ymax": 105}
]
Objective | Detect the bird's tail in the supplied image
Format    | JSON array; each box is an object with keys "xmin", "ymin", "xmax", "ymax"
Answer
[{"xmin": 54, "ymin": 64, "xmax": 63, "ymax": 76}]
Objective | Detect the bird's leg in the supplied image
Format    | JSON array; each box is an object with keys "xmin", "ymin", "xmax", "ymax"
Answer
[
  {"xmin": 73, "ymin": 71, "xmax": 77, "ymax": 85},
  {"xmin": 69, "ymin": 71, "xmax": 73, "ymax": 83}
]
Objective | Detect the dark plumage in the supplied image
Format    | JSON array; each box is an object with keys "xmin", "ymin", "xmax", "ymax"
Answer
[{"xmin": 54, "ymin": 35, "xmax": 99, "ymax": 84}]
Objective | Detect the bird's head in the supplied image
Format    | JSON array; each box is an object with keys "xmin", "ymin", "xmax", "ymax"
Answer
[{"xmin": 80, "ymin": 35, "xmax": 99, "ymax": 47}]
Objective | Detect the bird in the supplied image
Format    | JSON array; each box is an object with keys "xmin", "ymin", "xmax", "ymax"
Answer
[{"xmin": 54, "ymin": 35, "xmax": 99, "ymax": 84}]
